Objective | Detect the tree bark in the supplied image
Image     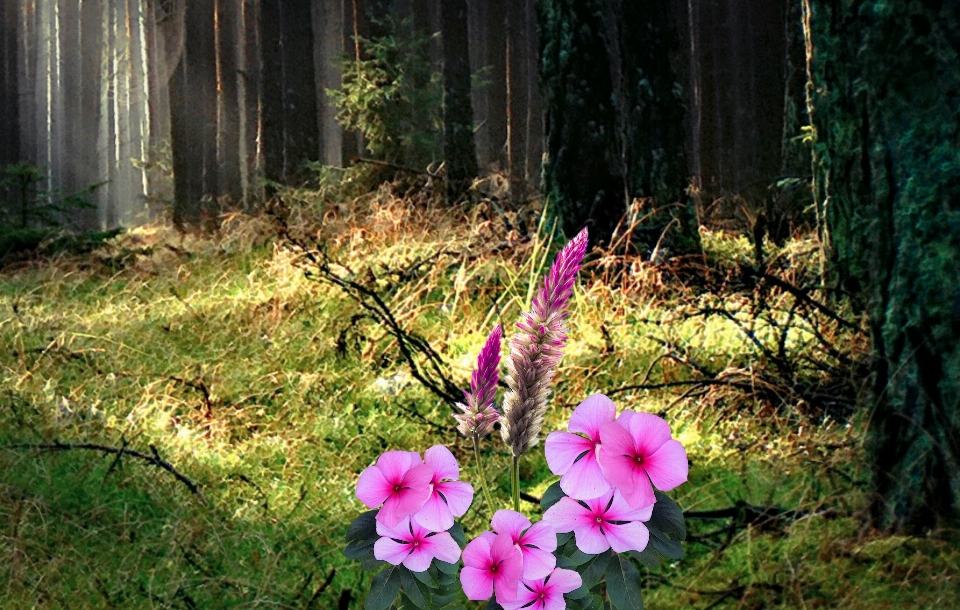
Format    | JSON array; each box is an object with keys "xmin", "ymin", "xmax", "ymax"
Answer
[
  {"xmin": 540, "ymin": 0, "xmax": 697, "ymax": 250},
  {"xmin": 807, "ymin": 0, "xmax": 960, "ymax": 533},
  {"xmin": 0, "ymin": 0, "xmax": 21, "ymax": 168},
  {"xmin": 441, "ymin": 0, "xmax": 477, "ymax": 202}
]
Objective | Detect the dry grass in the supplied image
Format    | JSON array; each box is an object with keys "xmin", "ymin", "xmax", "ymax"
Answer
[{"xmin": 0, "ymin": 185, "xmax": 955, "ymax": 608}]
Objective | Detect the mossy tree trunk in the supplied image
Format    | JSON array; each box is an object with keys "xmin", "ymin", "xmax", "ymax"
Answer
[
  {"xmin": 539, "ymin": 0, "xmax": 698, "ymax": 250},
  {"xmin": 807, "ymin": 0, "xmax": 960, "ymax": 533}
]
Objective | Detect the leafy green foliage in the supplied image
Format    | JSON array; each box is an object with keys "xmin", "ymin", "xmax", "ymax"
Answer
[{"xmin": 328, "ymin": 17, "xmax": 442, "ymax": 169}]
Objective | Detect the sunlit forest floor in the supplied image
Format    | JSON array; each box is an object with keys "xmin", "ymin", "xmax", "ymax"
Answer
[{"xmin": 1, "ymin": 187, "xmax": 957, "ymax": 609}]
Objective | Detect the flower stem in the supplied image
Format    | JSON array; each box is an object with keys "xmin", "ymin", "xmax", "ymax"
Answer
[
  {"xmin": 511, "ymin": 455, "xmax": 520, "ymax": 512},
  {"xmin": 473, "ymin": 434, "xmax": 495, "ymax": 515}
]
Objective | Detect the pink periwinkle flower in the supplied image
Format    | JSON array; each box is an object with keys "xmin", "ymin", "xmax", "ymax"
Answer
[
  {"xmin": 479, "ymin": 510, "xmax": 558, "ymax": 580},
  {"xmin": 356, "ymin": 450, "xmax": 433, "ymax": 528},
  {"xmin": 597, "ymin": 410, "xmax": 689, "ymax": 510},
  {"xmin": 454, "ymin": 325, "xmax": 502, "ymax": 438},
  {"xmin": 501, "ymin": 227, "xmax": 589, "ymax": 457},
  {"xmin": 543, "ymin": 489, "xmax": 654, "ymax": 555},
  {"xmin": 412, "ymin": 445, "xmax": 474, "ymax": 531},
  {"xmin": 460, "ymin": 532, "xmax": 524, "ymax": 604},
  {"xmin": 501, "ymin": 568, "xmax": 583, "ymax": 610},
  {"xmin": 545, "ymin": 393, "xmax": 616, "ymax": 500},
  {"xmin": 373, "ymin": 516, "xmax": 462, "ymax": 572}
]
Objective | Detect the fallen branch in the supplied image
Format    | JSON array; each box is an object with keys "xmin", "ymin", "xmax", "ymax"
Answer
[{"xmin": 2, "ymin": 441, "xmax": 205, "ymax": 502}]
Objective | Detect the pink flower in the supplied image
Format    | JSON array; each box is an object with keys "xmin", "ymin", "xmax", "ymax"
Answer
[
  {"xmin": 479, "ymin": 510, "xmax": 557, "ymax": 580},
  {"xmin": 543, "ymin": 489, "xmax": 653, "ymax": 555},
  {"xmin": 454, "ymin": 325, "xmax": 502, "ymax": 439},
  {"xmin": 544, "ymin": 393, "xmax": 616, "ymax": 500},
  {"xmin": 460, "ymin": 532, "xmax": 524, "ymax": 604},
  {"xmin": 597, "ymin": 410, "xmax": 689, "ymax": 510},
  {"xmin": 412, "ymin": 445, "xmax": 474, "ymax": 531},
  {"xmin": 356, "ymin": 450, "xmax": 433, "ymax": 528},
  {"xmin": 501, "ymin": 568, "xmax": 583, "ymax": 610},
  {"xmin": 373, "ymin": 517, "xmax": 462, "ymax": 572}
]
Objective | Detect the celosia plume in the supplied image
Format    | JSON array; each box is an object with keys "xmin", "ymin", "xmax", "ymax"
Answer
[
  {"xmin": 501, "ymin": 227, "xmax": 589, "ymax": 457},
  {"xmin": 454, "ymin": 325, "xmax": 502, "ymax": 438}
]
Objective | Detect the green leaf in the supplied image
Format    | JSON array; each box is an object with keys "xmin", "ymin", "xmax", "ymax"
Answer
[
  {"xmin": 431, "ymin": 592, "xmax": 460, "ymax": 607},
  {"xmin": 347, "ymin": 510, "xmax": 380, "ymax": 542},
  {"xmin": 541, "ymin": 481, "xmax": 566, "ymax": 510},
  {"xmin": 650, "ymin": 492, "xmax": 686, "ymax": 540},
  {"xmin": 345, "ymin": 538, "xmax": 377, "ymax": 560},
  {"xmin": 365, "ymin": 565, "xmax": 402, "ymax": 610},
  {"xmin": 565, "ymin": 581, "xmax": 591, "ymax": 600},
  {"xmin": 605, "ymin": 554, "xmax": 644, "ymax": 610},
  {"xmin": 413, "ymin": 565, "xmax": 438, "ymax": 588},
  {"xmin": 435, "ymin": 560, "xmax": 460, "ymax": 575},
  {"xmin": 485, "ymin": 599, "xmax": 504, "ymax": 609},
  {"xmin": 556, "ymin": 532, "xmax": 574, "ymax": 547},
  {"xmin": 447, "ymin": 521, "xmax": 466, "ymax": 547},
  {"xmin": 362, "ymin": 557, "xmax": 388, "ymax": 571},
  {"xmin": 629, "ymin": 547, "xmax": 661, "ymax": 569},
  {"xmin": 648, "ymin": 528, "xmax": 684, "ymax": 560},
  {"xmin": 579, "ymin": 549, "xmax": 611, "ymax": 588},
  {"xmin": 399, "ymin": 566, "xmax": 431, "ymax": 607}
]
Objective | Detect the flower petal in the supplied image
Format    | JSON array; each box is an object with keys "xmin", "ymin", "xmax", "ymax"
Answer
[
  {"xmin": 568, "ymin": 394, "xmax": 616, "ymax": 440},
  {"xmin": 424, "ymin": 445, "xmax": 459, "ymax": 482},
  {"xmin": 492, "ymin": 510, "xmax": 532, "ymax": 541},
  {"xmin": 491, "ymin": 533, "xmax": 523, "ymax": 603},
  {"xmin": 560, "ymin": 446, "xmax": 610, "ymax": 500},
  {"xmin": 521, "ymin": 521, "xmax": 557, "ymax": 553},
  {"xmin": 545, "ymin": 567, "xmax": 582, "ymax": 594},
  {"xmin": 598, "ymin": 422, "xmax": 656, "ymax": 509},
  {"xmin": 545, "ymin": 431, "xmax": 594, "ymax": 475},
  {"xmin": 435, "ymin": 480, "xmax": 473, "ymax": 518},
  {"xmin": 572, "ymin": 522, "xmax": 610, "ymax": 554},
  {"xmin": 644, "ymin": 439, "xmax": 689, "ymax": 491},
  {"xmin": 543, "ymin": 497, "xmax": 592, "ymax": 533},
  {"xmin": 460, "ymin": 566, "xmax": 494, "ymax": 600},
  {"xmin": 462, "ymin": 535, "xmax": 492, "ymax": 569},
  {"xmin": 374, "ymin": 537, "xmax": 411, "ymax": 565},
  {"xmin": 412, "ymin": 491, "xmax": 454, "ymax": 532},
  {"xmin": 356, "ymin": 465, "xmax": 391, "ymax": 508},
  {"xmin": 500, "ymin": 581, "xmax": 540, "ymax": 610},
  {"xmin": 623, "ymin": 411, "xmax": 672, "ymax": 456},
  {"xmin": 376, "ymin": 450, "xmax": 415, "ymax": 484},
  {"xmin": 520, "ymin": 546, "xmax": 556, "ymax": 580},
  {"xmin": 422, "ymin": 531, "xmax": 462, "ymax": 565},
  {"xmin": 604, "ymin": 521, "xmax": 650, "ymax": 554}
]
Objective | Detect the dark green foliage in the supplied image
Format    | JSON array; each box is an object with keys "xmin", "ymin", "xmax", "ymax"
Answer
[
  {"xmin": 807, "ymin": 0, "xmax": 960, "ymax": 532},
  {"xmin": 329, "ymin": 17, "xmax": 442, "ymax": 169},
  {"xmin": 538, "ymin": 0, "xmax": 698, "ymax": 251}
]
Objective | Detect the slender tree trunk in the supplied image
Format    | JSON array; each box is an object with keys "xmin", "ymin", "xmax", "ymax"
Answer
[
  {"xmin": 506, "ymin": 0, "xmax": 527, "ymax": 201},
  {"xmin": 216, "ymin": 0, "xmax": 242, "ymax": 203},
  {"xmin": 1, "ymin": 0, "xmax": 22, "ymax": 168},
  {"xmin": 540, "ymin": 0, "xmax": 696, "ymax": 250},
  {"xmin": 441, "ymin": 0, "xmax": 477, "ymax": 202},
  {"xmin": 807, "ymin": 0, "xmax": 960, "ymax": 533}
]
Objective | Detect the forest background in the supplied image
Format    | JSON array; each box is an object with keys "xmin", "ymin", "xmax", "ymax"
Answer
[{"xmin": 1, "ymin": 0, "xmax": 959, "ymax": 608}]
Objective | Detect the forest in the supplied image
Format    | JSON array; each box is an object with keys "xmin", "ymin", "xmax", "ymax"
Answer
[{"xmin": 0, "ymin": 0, "xmax": 958, "ymax": 609}]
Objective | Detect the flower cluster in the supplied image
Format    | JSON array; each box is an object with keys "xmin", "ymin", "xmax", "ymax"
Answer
[
  {"xmin": 356, "ymin": 445, "xmax": 473, "ymax": 569},
  {"xmin": 343, "ymin": 228, "xmax": 691, "ymax": 610}
]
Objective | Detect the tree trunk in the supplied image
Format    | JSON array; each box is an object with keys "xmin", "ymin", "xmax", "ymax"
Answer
[
  {"xmin": 807, "ymin": 0, "xmax": 960, "ymax": 533},
  {"xmin": 441, "ymin": 0, "xmax": 477, "ymax": 202},
  {"xmin": 1, "ymin": 0, "xmax": 21, "ymax": 168},
  {"xmin": 260, "ymin": 0, "xmax": 320, "ymax": 185},
  {"xmin": 540, "ymin": 0, "xmax": 697, "ymax": 250},
  {"xmin": 216, "ymin": 0, "xmax": 242, "ymax": 203}
]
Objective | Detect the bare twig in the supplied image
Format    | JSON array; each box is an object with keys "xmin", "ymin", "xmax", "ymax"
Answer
[{"xmin": 3, "ymin": 441, "xmax": 205, "ymax": 502}]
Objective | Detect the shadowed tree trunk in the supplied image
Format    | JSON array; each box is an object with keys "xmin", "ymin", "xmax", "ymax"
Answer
[
  {"xmin": 806, "ymin": 0, "xmax": 960, "ymax": 533},
  {"xmin": 1, "ymin": 0, "xmax": 21, "ymax": 168},
  {"xmin": 216, "ymin": 0, "xmax": 242, "ymax": 203},
  {"xmin": 540, "ymin": 0, "xmax": 697, "ymax": 250},
  {"xmin": 260, "ymin": 0, "xmax": 320, "ymax": 185},
  {"xmin": 441, "ymin": 0, "xmax": 477, "ymax": 202}
]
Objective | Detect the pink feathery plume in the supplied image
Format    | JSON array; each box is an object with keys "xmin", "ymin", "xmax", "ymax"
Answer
[
  {"xmin": 500, "ymin": 227, "xmax": 588, "ymax": 457},
  {"xmin": 454, "ymin": 325, "xmax": 502, "ymax": 438}
]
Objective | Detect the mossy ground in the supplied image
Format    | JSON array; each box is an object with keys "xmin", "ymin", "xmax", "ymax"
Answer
[{"xmin": 0, "ymin": 191, "xmax": 956, "ymax": 608}]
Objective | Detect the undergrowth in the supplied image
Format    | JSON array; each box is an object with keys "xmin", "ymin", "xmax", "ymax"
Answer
[{"xmin": 0, "ymin": 188, "xmax": 955, "ymax": 609}]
